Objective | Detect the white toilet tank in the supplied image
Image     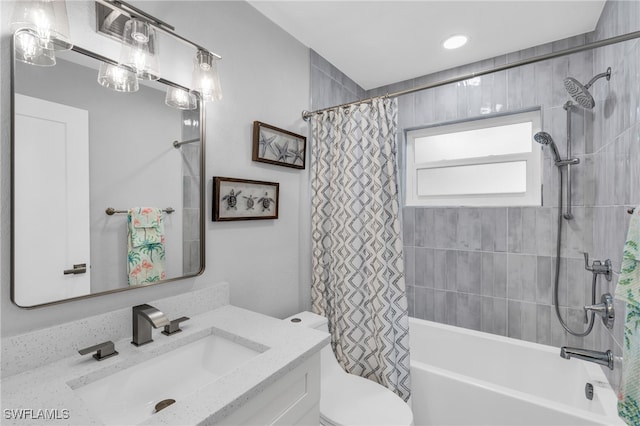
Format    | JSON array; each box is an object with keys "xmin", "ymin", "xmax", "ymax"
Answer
[{"xmin": 286, "ymin": 310, "xmax": 329, "ymax": 332}]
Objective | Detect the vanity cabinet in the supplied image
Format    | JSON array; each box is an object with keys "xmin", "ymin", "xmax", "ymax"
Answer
[{"xmin": 218, "ymin": 353, "xmax": 321, "ymax": 426}]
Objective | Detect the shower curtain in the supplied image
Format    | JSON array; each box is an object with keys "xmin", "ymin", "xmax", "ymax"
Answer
[{"xmin": 310, "ymin": 97, "xmax": 411, "ymax": 401}]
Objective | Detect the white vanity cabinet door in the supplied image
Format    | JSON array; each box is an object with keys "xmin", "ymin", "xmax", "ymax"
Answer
[{"xmin": 217, "ymin": 353, "xmax": 321, "ymax": 426}]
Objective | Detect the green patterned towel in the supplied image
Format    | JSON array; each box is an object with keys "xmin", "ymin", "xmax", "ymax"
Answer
[
  {"xmin": 127, "ymin": 208, "xmax": 166, "ymax": 285},
  {"xmin": 616, "ymin": 206, "xmax": 640, "ymax": 425}
]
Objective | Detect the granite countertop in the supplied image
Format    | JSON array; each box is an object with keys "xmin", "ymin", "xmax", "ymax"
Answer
[{"xmin": 0, "ymin": 305, "xmax": 329, "ymax": 425}]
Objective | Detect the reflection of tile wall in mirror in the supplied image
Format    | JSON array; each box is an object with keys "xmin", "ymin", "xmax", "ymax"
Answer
[{"xmin": 181, "ymin": 108, "xmax": 202, "ymax": 275}]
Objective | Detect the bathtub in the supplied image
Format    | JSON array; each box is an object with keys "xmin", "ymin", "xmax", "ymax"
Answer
[{"xmin": 409, "ymin": 318, "xmax": 624, "ymax": 426}]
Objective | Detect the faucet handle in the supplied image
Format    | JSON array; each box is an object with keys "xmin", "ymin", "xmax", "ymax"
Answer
[
  {"xmin": 582, "ymin": 252, "xmax": 613, "ymax": 281},
  {"xmin": 162, "ymin": 316, "xmax": 190, "ymax": 336},
  {"xmin": 78, "ymin": 341, "xmax": 118, "ymax": 361},
  {"xmin": 584, "ymin": 293, "xmax": 615, "ymax": 329}
]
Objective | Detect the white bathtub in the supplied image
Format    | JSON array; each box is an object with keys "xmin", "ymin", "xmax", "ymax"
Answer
[{"xmin": 409, "ymin": 317, "xmax": 624, "ymax": 426}]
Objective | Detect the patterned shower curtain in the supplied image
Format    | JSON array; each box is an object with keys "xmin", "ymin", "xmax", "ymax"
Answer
[{"xmin": 310, "ymin": 97, "xmax": 411, "ymax": 401}]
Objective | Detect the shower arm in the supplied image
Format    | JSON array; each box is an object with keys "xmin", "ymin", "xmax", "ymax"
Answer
[{"xmin": 584, "ymin": 68, "xmax": 612, "ymax": 89}]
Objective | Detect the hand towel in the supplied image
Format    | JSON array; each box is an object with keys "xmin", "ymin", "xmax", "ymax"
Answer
[
  {"xmin": 615, "ymin": 206, "xmax": 640, "ymax": 425},
  {"xmin": 127, "ymin": 207, "xmax": 166, "ymax": 286},
  {"xmin": 128, "ymin": 207, "xmax": 164, "ymax": 247}
]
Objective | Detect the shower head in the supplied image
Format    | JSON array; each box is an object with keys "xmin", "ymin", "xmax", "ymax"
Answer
[
  {"xmin": 533, "ymin": 131, "xmax": 562, "ymax": 164},
  {"xmin": 563, "ymin": 67, "xmax": 611, "ymax": 109}
]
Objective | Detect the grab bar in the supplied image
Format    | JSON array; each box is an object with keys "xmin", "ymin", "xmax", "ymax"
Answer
[{"xmin": 105, "ymin": 207, "xmax": 175, "ymax": 215}]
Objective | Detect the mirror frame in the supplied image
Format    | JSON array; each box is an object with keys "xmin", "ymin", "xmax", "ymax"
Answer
[{"xmin": 10, "ymin": 32, "xmax": 206, "ymax": 309}]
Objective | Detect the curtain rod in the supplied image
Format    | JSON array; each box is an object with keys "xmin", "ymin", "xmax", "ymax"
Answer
[{"xmin": 302, "ymin": 29, "xmax": 640, "ymax": 121}]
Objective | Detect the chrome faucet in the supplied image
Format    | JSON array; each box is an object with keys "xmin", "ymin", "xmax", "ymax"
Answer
[
  {"xmin": 560, "ymin": 346, "xmax": 614, "ymax": 370},
  {"xmin": 131, "ymin": 304, "xmax": 170, "ymax": 346}
]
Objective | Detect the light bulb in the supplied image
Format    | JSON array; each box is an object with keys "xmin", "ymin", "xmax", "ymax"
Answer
[
  {"xmin": 192, "ymin": 50, "xmax": 222, "ymax": 102},
  {"xmin": 97, "ymin": 62, "xmax": 139, "ymax": 92},
  {"xmin": 14, "ymin": 29, "xmax": 56, "ymax": 66},
  {"xmin": 11, "ymin": 0, "xmax": 72, "ymax": 51},
  {"xmin": 165, "ymin": 86, "xmax": 196, "ymax": 110},
  {"xmin": 120, "ymin": 18, "xmax": 160, "ymax": 80}
]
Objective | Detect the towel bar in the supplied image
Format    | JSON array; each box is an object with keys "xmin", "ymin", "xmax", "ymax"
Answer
[
  {"xmin": 173, "ymin": 138, "xmax": 199, "ymax": 148},
  {"xmin": 106, "ymin": 207, "xmax": 175, "ymax": 215}
]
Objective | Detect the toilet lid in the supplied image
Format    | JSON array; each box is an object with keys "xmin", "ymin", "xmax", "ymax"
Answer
[{"xmin": 320, "ymin": 373, "xmax": 413, "ymax": 426}]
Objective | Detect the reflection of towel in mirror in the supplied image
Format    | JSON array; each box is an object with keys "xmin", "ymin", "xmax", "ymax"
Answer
[
  {"xmin": 616, "ymin": 206, "xmax": 640, "ymax": 426},
  {"xmin": 127, "ymin": 207, "xmax": 166, "ymax": 286}
]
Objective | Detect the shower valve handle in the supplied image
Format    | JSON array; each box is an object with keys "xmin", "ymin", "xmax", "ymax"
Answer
[
  {"xmin": 582, "ymin": 252, "xmax": 613, "ymax": 281},
  {"xmin": 583, "ymin": 293, "xmax": 615, "ymax": 329}
]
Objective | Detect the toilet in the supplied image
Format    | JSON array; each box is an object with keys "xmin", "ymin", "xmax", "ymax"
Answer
[{"xmin": 285, "ymin": 311, "xmax": 414, "ymax": 426}]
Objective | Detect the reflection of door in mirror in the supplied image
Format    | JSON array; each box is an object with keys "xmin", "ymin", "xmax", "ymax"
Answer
[{"xmin": 14, "ymin": 94, "xmax": 91, "ymax": 306}]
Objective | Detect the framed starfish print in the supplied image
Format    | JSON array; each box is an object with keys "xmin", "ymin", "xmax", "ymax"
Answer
[{"xmin": 252, "ymin": 121, "xmax": 306, "ymax": 169}]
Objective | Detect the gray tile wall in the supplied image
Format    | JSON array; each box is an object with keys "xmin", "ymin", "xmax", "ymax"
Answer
[
  {"xmin": 589, "ymin": 0, "xmax": 640, "ymax": 389},
  {"xmin": 370, "ymin": 0, "xmax": 639, "ymax": 390},
  {"xmin": 391, "ymin": 33, "xmax": 599, "ymax": 350},
  {"xmin": 310, "ymin": 50, "xmax": 366, "ymax": 111},
  {"xmin": 307, "ymin": 0, "xmax": 638, "ymax": 391}
]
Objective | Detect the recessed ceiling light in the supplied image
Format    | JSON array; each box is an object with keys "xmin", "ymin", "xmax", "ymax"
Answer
[{"xmin": 443, "ymin": 35, "xmax": 468, "ymax": 50}]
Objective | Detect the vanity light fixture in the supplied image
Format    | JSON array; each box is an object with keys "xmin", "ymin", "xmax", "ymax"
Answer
[
  {"xmin": 192, "ymin": 50, "xmax": 223, "ymax": 102},
  {"xmin": 10, "ymin": 0, "xmax": 72, "ymax": 66},
  {"xmin": 94, "ymin": 0, "xmax": 223, "ymax": 105},
  {"xmin": 120, "ymin": 18, "xmax": 160, "ymax": 81},
  {"xmin": 443, "ymin": 34, "xmax": 468, "ymax": 50},
  {"xmin": 97, "ymin": 61, "xmax": 139, "ymax": 92}
]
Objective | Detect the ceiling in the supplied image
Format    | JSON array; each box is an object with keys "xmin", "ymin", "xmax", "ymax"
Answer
[{"xmin": 248, "ymin": 1, "xmax": 607, "ymax": 90}]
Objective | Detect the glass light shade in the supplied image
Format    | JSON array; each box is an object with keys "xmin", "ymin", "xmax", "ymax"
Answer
[
  {"xmin": 14, "ymin": 30, "xmax": 56, "ymax": 66},
  {"xmin": 97, "ymin": 62, "xmax": 139, "ymax": 92},
  {"xmin": 192, "ymin": 50, "xmax": 222, "ymax": 102},
  {"xmin": 165, "ymin": 86, "xmax": 197, "ymax": 110},
  {"xmin": 11, "ymin": 0, "xmax": 72, "ymax": 51},
  {"xmin": 120, "ymin": 18, "xmax": 160, "ymax": 81}
]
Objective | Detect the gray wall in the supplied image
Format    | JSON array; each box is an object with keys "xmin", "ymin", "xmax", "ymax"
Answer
[
  {"xmin": 365, "ymin": 0, "xmax": 638, "ymax": 390},
  {"xmin": 1, "ymin": 1, "xmax": 310, "ymax": 336}
]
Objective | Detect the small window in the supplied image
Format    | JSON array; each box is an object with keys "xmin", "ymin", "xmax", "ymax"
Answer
[{"xmin": 405, "ymin": 109, "xmax": 542, "ymax": 207}]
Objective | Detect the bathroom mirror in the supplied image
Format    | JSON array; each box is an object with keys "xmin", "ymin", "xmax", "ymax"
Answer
[{"xmin": 11, "ymin": 38, "xmax": 205, "ymax": 308}]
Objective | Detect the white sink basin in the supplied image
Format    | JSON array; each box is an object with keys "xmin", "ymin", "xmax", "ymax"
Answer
[{"xmin": 72, "ymin": 333, "xmax": 263, "ymax": 425}]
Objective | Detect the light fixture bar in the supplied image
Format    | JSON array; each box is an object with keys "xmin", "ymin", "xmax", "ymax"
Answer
[
  {"xmin": 69, "ymin": 42, "xmax": 192, "ymax": 93},
  {"xmin": 95, "ymin": 0, "xmax": 221, "ymax": 60},
  {"xmin": 108, "ymin": 0, "xmax": 175, "ymax": 31}
]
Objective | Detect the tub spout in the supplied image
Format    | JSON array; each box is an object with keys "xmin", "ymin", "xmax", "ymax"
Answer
[{"xmin": 560, "ymin": 346, "xmax": 614, "ymax": 370}]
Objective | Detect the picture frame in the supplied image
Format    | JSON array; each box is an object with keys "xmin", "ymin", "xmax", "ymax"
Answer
[
  {"xmin": 212, "ymin": 177, "xmax": 279, "ymax": 221},
  {"xmin": 252, "ymin": 121, "xmax": 306, "ymax": 169}
]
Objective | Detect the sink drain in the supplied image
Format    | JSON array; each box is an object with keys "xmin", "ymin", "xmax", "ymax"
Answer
[{"xmin": 155, "ymin": 399, "xmax": 176, "ymax": 413}]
